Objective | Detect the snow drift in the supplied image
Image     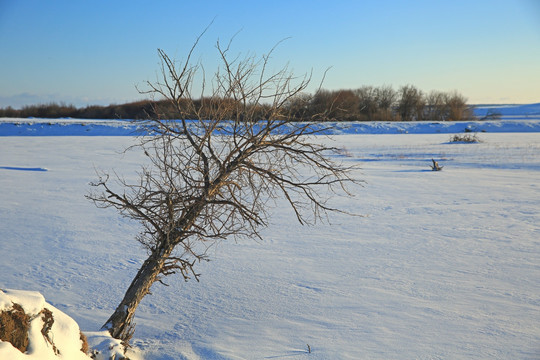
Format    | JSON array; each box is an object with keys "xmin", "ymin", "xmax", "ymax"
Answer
[
  {"xmin": 0, "ymin": 289, "xmax": 91, "ymax": 359},
  {"xmin": 2, "ymin": 117, "xmax": 540, "ymax": 136},
  {"xmin": 0, "ymin": 289, "xmax": 138, "ymax": 360}
]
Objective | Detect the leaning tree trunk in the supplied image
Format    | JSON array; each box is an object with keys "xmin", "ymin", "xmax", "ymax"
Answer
[
  {"xmin": 102, "ymin": 199, "xmax": 208, "ymax": 343},
  {"xmin": 102, "ymin": 244, "xmax": 174, "ymax": 342}
]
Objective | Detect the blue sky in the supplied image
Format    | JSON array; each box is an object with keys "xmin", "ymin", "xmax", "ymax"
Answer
[{"xmin": 1, "ymin": 0, "xmax": 539, "ymax": 108}]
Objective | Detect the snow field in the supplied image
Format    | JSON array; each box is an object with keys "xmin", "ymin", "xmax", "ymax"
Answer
[{"xmin": 0, "ymin": 131, "xmax": 539, "ymax": 359}]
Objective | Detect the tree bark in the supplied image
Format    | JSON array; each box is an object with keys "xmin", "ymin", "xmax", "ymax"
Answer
[
  {"xmin": 102, "ymin": 200, "xmax": 207, "ymax": 342},
  {"xmin": 101, "ymin": 245, "xmax": 173, "ymax": 342}
]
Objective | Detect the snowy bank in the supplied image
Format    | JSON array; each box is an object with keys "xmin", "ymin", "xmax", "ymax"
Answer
[
  {"xmin": 0, "ymin": 289, "xmax": 139, "ymax": 360},
  {"xmin": 1, "ymin": 117, "xmax": 540, "ymax": 136}
]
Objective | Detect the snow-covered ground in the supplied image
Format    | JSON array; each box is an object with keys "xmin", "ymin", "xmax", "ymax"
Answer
[{"xmin": 1, "ymin": 113, "xmax": 540, "ymax": 358}]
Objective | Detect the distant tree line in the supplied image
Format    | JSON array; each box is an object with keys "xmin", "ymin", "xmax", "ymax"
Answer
[
  {"xmin": 0, "ymin": 85, "xmax": 474, "ymax": 121},
  {"xmin": 300, "ymin": 85, "xmax": 474, "ymax": 121},
  {"xmin": 0, "ymin": 100, "xmax": 157, "ymax": 120}
]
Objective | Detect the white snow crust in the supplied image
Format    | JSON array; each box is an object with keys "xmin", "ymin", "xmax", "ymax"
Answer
[
  {"xmin": 0, "ymin": 289, "xmax": 141, "ymax": 359},
  {"xmin": 1, "ymin": 113, "xmax": 539, "ymax": 359},
  {"xmin": 0, "ymin": 289, "xmax": 91, "ymax": 359}
]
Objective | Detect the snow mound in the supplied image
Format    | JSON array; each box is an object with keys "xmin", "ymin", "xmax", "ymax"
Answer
[{"xmin": 0, "ymin": 289, "xmax": 139, "ymax": 360}]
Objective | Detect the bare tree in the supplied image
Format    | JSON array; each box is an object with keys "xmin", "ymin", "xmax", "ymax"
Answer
[
  {"xmin": 424, "ymin": 90, "xmax": 448, "ymax": 121},
  {"xmin": 445, "ymin": 91, "xmax": 473, "ymax": 121},
  {"xmin": 397, "ymin": 85, "xmax": 425, "ymax": 121},
  {"xmin": 354, "ymin": 86, "xmax": 377, "ymax": 121},
  {"xmin": 374, "ymin": 85, "xmax": 397, "ymax": 112},
  {"xmin": 87, "ymin": 35, "xmax": 357, "ymax": 344},
  {"xmin": 424, "ymin": 90, "xmax": 473, "ymax": 121}
]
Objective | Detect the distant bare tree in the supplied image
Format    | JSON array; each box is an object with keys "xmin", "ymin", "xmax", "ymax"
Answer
[
  {"xmin": 374, "ymin": 85, "xmax": 397, "ymax": 112},
  {"xmin": 87, "ymin": 34, "xmax": 357, "ymax": 344},
  {"xmin": 445, "ymin": 91, "xmax": 472, "ymax": 121},
  {"xmin": 397, "ymin": 85, "xmax": 425, "ymax": 121},
  {"xmin": 424, "ymin": 90, "xmax": 473, "ymax": 121},
  {"xmin": 354, "ymin": 86, "xmax": 377, "ymax": 121},
  {"xmin": 374, "ymin": 85, "xmax": 398, "ymax": 121},
  {"xmin": 424, "ymin": 90, "xmax": 445, "ymax": 120},
  {"xmin": 285, "ymin": 92, "xmax": 313, "ymax": 120},
  {"xmin": 309, "ymin": 89, "xmax": 360, "ymax": 121},
  {"xmin": 310, "ymin": 89, "xmax": 335, "ymax": 119},
  {"xmin": 331, "ymin": 90, "xmax": 360, "ymax": 120}
]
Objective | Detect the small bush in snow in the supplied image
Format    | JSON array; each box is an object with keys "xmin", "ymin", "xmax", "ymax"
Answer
[{"xmin": 449, "ymin": 133, "xmax": 482, "ymax": 143}]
